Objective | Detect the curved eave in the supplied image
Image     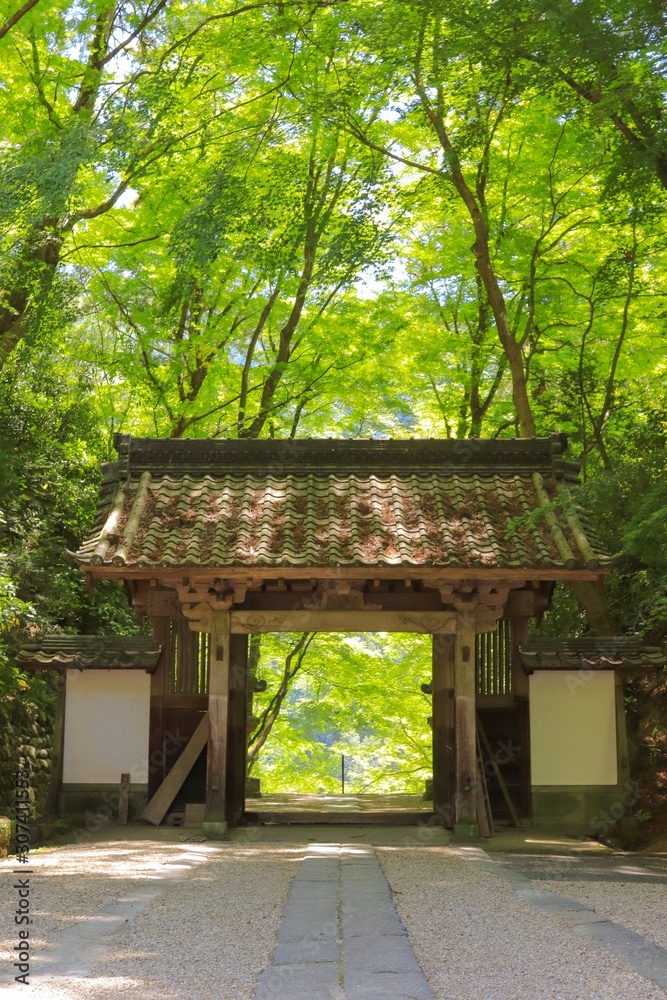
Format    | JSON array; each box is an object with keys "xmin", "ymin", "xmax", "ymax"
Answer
[{"xmin": 80, "ymin": 561, "xmax": 610, "ymax": 581}]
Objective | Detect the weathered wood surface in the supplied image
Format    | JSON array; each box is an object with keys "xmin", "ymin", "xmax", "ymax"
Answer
[
  {"xmin": 475, "ymin": 743, "xmax": 493, "ymax": 839},
  {"xmin": 454, "ymin": 612, "xmax": 478, "ymax": 828},
  {"xmin": 230, "ymin": 610, "xmax": 458, "ymax": 634},
  {"xmin": 87, "ymin": 566, "xmax": 605, "ymax": 583},
  {"xmin": 148, "ymin": 616, "xmax": 169, "ymax": 800},
  {"xmin": 432, "ymin": 634, "xmax": 455, "ymax": 826},
  {"xmin": 476, "ymin": 712, "xmax": 520, "ymax": 828},
  {"xmin": 184, "ymin": 803, "xmax": 206, "ymax": 827},
  {"xmin": 226, "ymin": 633, "xmax": 248, "ymax": 826},
  {"xmin": 142, "ymin": 713, "xmax": 209, "ymax": 825},
  {"xmin": 206, "ymin": 611, "xmax": 230, "ymax": 824}
]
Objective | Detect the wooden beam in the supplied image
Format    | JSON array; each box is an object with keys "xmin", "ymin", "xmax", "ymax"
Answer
[
  {"xmin": 206, "ymin": 610, "xmax": 231, "ymax": 826},
  {"xmin": 84, "ymin": 565, "xmax": 606, "ymax": 583},
  {"xmin": 142, "ymin": 713, "xmax": 209, "ymax": 825},
  {"xmin": 432, "ymin": 634, "xmax": 455, "ymax": 827},
  {"xmin": 230, "ymin": 610, "xmax": 458, "ymax": 634},
  {"xmin": 454, "ymin": 612, "xmax": 478, "ymax": 833}
]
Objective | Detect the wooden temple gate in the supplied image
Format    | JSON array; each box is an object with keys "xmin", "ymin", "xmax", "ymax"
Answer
[
  {"xmin": 143, "ymin": 591, "xmax": 543, "ymax": 834},
  {"xmin": 54, "ymin": 432, "xmax": 619, "ymax": 836}
]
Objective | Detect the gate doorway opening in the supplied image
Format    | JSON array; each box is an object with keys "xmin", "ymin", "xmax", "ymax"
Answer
[{"xmin": 245, "ymin": 632, "xmax": 434, "ymax": 823}]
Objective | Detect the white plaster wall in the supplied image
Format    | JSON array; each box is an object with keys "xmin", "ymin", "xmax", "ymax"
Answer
[
  {"xmin": 63, "ymin": 670, "xmax": 150, "ymax": 784},
  {"xmin": 529, "ymin": 671, "xmax": 617, "ymax": 786}
]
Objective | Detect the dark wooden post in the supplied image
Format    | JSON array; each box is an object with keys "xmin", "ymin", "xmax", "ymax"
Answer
[
  {"xmin": 432, "ymin": 634, "xmax": 455, "ymax": 827},
  {"xmin": 614, "ymin": 669, "xmax": 630, "ymax": 789},
  {"xmin": 454, "ymin": 612, "xmax": 479, "ymax": 835},
  {"xmin": 226, "ymin": 633, "xmax": 249, "ymax": 826},
  {"xmin": 511, "ymin": 615, "xmax": 532, "ymax": 817},
  {"xmin": 148, "ymin": 617, "xmax": 169, "ymax": 800},
  {"xmin": 118, "ymin": 773, "xmax": 130, "ymax": 825},
  {"xmin": 204, "ymin": 610, "xmax": 231, "ymax": 836}
]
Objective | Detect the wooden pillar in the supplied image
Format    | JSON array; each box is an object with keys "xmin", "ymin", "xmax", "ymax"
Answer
[
  {"xmin": 148, "ymin": 617, "xmax": 169, "ymax": 800},
  {"xmin": 432, "ymin": 634, "xmax": 455, "ymax": 827},
  {"xmin": 454, "ymin": 612, "xmax": 479, "ymax": 835},
  {"xmin": 226, "ymin": 634, "xmax": 249, "ymax": 827},
  {"xmin": 205, "ymin": 610, "xmax": 231, "ymax": 835},
  {"xmin": 511, "ymin": 615, "xmax": 532, "ymax": 817},
  {"xmin": 45, "ymin": 672, "xmax": 66, "ymax": 817},
  {"xmin": 614, "ymin": 669, "xmax": 630, "ymax": 789}
]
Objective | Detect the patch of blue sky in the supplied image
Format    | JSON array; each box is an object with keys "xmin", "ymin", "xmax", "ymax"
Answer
[{"xmin": 355, "ymin": 259, "xmax": 408, "ymax": 298}]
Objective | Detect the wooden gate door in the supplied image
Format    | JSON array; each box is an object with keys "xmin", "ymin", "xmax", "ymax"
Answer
[
  {"xmin": 226, "ymin": 634, "xmax": 249, "ymax": 826},
  {"xmin": 432, "ymin": 634, "xmax": 456, "ymax": 827}
]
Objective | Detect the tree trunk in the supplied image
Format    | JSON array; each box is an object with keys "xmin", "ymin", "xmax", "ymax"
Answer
[{"xmin": 568, "ymin": 580, "xmax": 615, "ymax": 635}]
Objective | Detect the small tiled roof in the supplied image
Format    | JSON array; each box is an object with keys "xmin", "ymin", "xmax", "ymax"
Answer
[
  {"xmin": 74, "ymin": 434, "xmax": 609, "ymax": 573},
  {"xmin": 17, "ymin": 635, "xmax": 161, "ymax": 671},
  {"xmin": 519, "ymin": 637, "xmax": 666, "ymax": 672}
]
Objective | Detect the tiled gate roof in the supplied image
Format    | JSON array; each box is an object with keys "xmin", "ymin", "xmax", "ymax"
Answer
[
  {"xmin": 74, "ymin": 434, "xmax": 609, "ymax": 573},
  {"xmin": 17, "ymin": 635, "xmax": 161, "ymax": 671},
  {"xmin": 519, "ymin": 637, "xmax": 666, "ymax": 672}
]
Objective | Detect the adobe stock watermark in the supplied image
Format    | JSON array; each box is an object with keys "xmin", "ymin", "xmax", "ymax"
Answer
[{"xmin": 13, "ymin": 765, "xmax": 33, "ymax": 986}]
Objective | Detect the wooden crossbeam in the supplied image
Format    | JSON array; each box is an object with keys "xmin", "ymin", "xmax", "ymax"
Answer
[{"xmin": 142, "ymin": 714, "xmax": 209, "ymax": 826}]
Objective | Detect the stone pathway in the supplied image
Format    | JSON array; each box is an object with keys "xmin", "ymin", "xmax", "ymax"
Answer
[
  {"xmin": 253, "ymin": 843, "xmax": 434, "ymax": 1000},
  {"xmin": 456, "ymin": 846, "xmax": 667, "ymax": 993}
]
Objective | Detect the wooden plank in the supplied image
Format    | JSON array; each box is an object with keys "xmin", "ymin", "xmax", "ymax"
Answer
[
  {"xmin": 142, "ymin": 713, "xmax": 209, "ymax": 825},
  {"xmin": 475, "ymin": 734, "xmax": 492, "ymax": 838},
  {"xmin": 206, "ymin": 611, "xmax": 231, "ymax": 824},
  {"xmin": 87, "ymin": 566, "xmax": 604, "ymax": 583},
  {"xmin": 118, "ymin": 773, "xmax": 130, "ymax": 825},
  {"xmin": 184, "ymin": 803, "xmax": 206, "ymax": 827},
  {"xmin": 231, "ymin": 610, "xmax": 457, "ymax": 634},
  {"xmin": 162, "ymin": 693, "xmax": 208, "ymax": 709},
  {"xmin": 146, "ymin": 589, "xmax": 182, "ymax": 617},
  {"xmin": 475, "ymin": 694, "xmax": 516, "ymax": 708},
  {"xmin": 454, "ymin": 612, "xmax": 478, "ymax": 829}
]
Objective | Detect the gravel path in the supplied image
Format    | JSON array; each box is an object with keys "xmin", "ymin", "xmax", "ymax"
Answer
[
  {"xmin": 377, "ymin": 844, "xmax": 667, "ymax": 999},
  {"xmin": 1, "ymin": 837, "xmax": 298, "ymax": 998},
  {"xmin": 3, "ymin": 834, "xmax": 666, "ymax": 999},
  {"xmin": 495, "ymin": 853, "xmax": 667, "ymax": 952},
  {"xmin": 0, "ymin": 840, "xmax": 202, "ymax": 967}
]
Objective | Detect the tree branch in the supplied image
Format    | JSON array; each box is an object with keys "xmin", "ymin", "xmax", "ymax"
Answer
[{"xmin": 0, "ymin": 0, "xmax": 41, "ymax": 41}]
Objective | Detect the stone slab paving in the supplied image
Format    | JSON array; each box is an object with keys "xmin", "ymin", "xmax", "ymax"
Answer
[
  {"xmin": 253, "ymin": 842, "xmax": 435, "ymax": 1000},
  {"xmin": 456, "ymin": 846, "xmax": 667, "ymax": 993},
  {"xmin": 493, "ymin": 850, "xmax": 667, "ymax": 950}
]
